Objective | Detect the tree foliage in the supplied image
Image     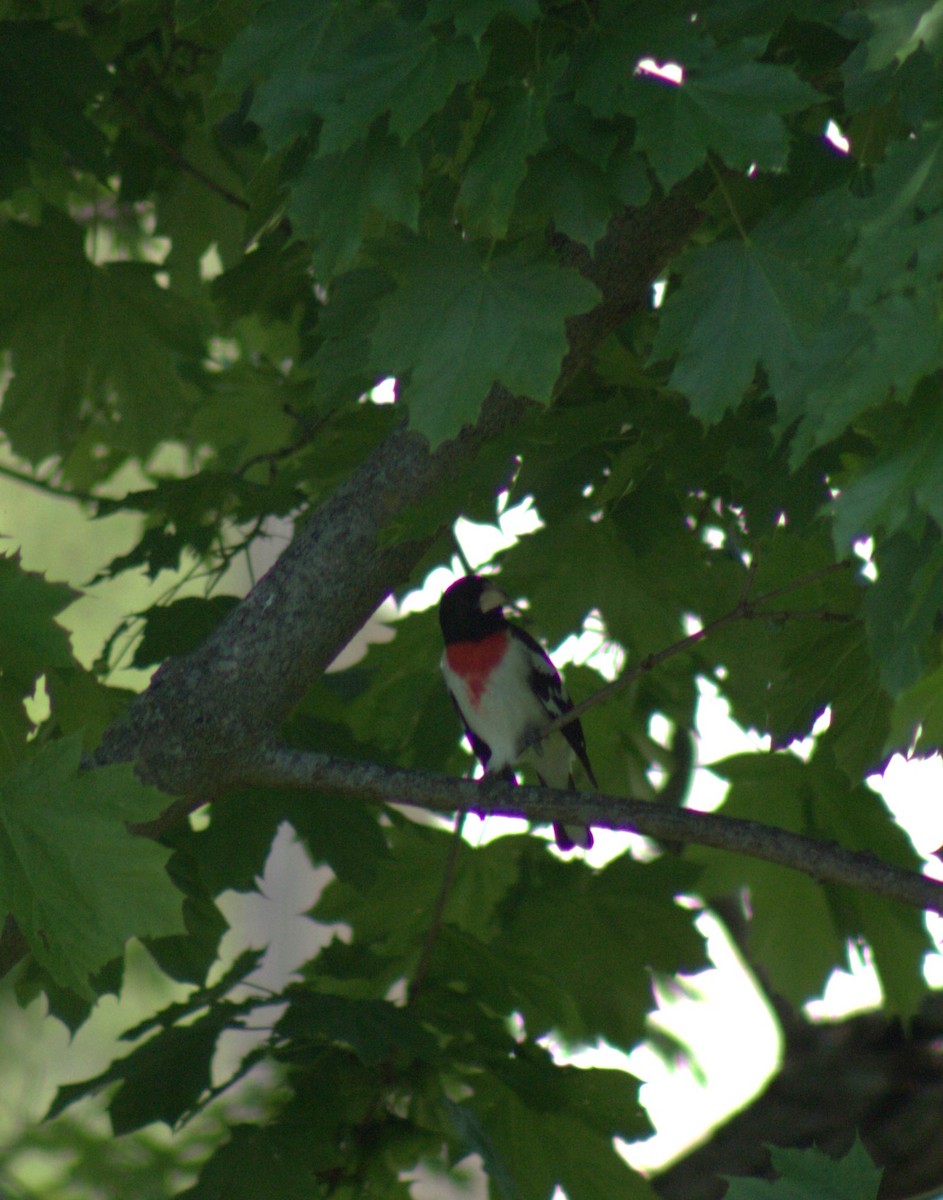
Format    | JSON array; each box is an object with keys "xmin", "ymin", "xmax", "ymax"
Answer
[{"xmin": 2, "ymin": 0, "xmax": 943, "ymax": 1196}]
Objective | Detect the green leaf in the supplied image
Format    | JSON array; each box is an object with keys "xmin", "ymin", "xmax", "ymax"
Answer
[
  {"xmin": 499, "ymin": 506, "xmax": 690, "ymax": 654},
  {"xmin": 157, "ymin": 130, "xmax": 248, "ymax": 294},
  {"xmin": 289, "ymin": 127, "xmax": 421, "ymax": 281},
  {"xmin": 313, "ymin": 822, "xmax": 525, "ymax": 958},
  {"xmin": 120, "ymin": 946, "xmax": 265, "ymax": 1042},
  {"xmin": 467, "ymin": 1051, "xmax": 654, "ymax": 1200},
  {"xmin": 633, "ymin": 60, "xmax": 821, "ymax": 190},
  {"xmin": 491, "ymin": 856, "xmax": 704, "ymax": 1047},
  {"xmin": 177, "ymin": 1121, "xmax": 326, "ymax": 1200},
  {"xmin": 0, "ymin": 738, "xmax": 185, "ymax": 996},
  {"xmin": 455, "ymin": 63, "xmax": 561, "ymax": 239},
  {"xmin": 780, "ymin": 295, "xmax": 943, "ymax": 465},
  {"xmin": 304, "ymin": 266, "xmax": 394, "ymax": 409},
  {"xmin": 0, "ymin": 551, "xmax": 77, "ymax": 689},
  {"xmin": 93, "ymin": 472, "xmax": 303, "ymax": 583},
  {"xmin": 320, "ymin": 22, "xmax": 482, "ymax": 155},
  {"xmin": 889, "ymin": 660, "xmax": 943, "ymax": 756},
  {"xmin": 46, "ymin": 668, "xmax": 135, "ymax": 754},
  {"xmin": 425, "ymin": 0, "xmax": 540, "ymax": 42},
  {"xmin": 694, "ymin": 531, "xmax": 888, "ymax": 779},
  {"xmin": 855, "ymin": 125, "xmax": 943, "ymax": 239},
  {"xmin": 187, "ymin": 361, "xmax": 301, "ymax": 469},
  {"xmin": 304, "ymin": 606, "xmax": 457, "ymax": 771},
  {"xmin": 222, "ymin": 2, "xmax": 482, "ymax": 153},
  {"xmin": 514, "ymin": 147, "xmax": 616, "ymax": 246},
  {"xmin": 215, "ymin": 0, "xmax": 340, "ymax": 111},
  {"xmin": 0, "ymin": 22, "xmax": 108, "ymax": 196},
  {"xmin": 143, "ymin": 850, "xmax": 229, "ymax": 985},
  {"xmin": 573, "ymin": 1, "xmax": 702, "ymax": 120},
  {"xmin": 695, "ymin": 751, "xmax": 929, "ymax": 1011},
  {"xmin": 725, "ymin": 1139, "xmax": 881, "ymax": 1198},
  {"xmin": 0, "ymin": 213, "xmax": 205, "ymax": 465},
  {"xmin": 274, "ymin": 989, "xmax": 438, "ymax": 1066},
  {"xmin": 371, "ymin": 235, "xmax": 599, "ymax": 444},
  {"xmin": 832, "ymin": 385, "xmax": 943, "ymax": 550},
  {"xmin": 50, "ymin": 1003, "xmax": 241, "ymax": 1132},
  {"xmin": 211, "ymin": 232, "xmax": 317, "ymax": 330},
  {"xmin": 653, "ymin": 235, "xmax": 825, "ymax": 424},
  {"xmin": 133, "ymin": 596, "xmax": 241, "ymax": 669},
  {"xmin": 862, "ymin": 529, "xmax": 943, "ymax": 695}
]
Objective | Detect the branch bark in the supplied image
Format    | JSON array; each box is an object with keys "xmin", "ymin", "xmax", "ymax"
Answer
[{"xmin": 238, "ymin": 746, "xmax": 943, "ymax": 916}]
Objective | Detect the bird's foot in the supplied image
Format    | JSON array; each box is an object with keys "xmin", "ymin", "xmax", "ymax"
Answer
[{"xmin": 480, "ymin": 766, "xmax": 518, "ymax": 791}]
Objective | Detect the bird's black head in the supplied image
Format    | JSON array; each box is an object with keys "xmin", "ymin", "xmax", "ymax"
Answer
[{"xmin": 439, "ymin": 575, "xmax": 508, "ymax": 643}]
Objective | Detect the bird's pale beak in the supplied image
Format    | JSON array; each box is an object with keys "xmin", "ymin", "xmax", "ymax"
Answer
[{"xmin": 479, "ymin": 585, "xmax": 508, "ymax": 614}]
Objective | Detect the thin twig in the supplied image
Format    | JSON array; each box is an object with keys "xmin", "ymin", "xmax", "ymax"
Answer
[
  {"xmin": 452, "ymin": 530, "xmax": 475, "ymax": 577},
  {"xmin": 408, "ymin": 809, "xmax": 467, "ymax": 1003},
  {"xmin": 746, "ymin": 607, "xmax": 854, "ymax": 624},
  {"xmin": 113, "ymin": 93, "xmax": 250, "ymax": 213}
]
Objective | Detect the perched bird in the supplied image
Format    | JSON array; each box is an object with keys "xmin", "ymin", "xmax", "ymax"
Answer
[{"xmin": 438, "ymin": 574, "xmax": 597, "ymax": 850}]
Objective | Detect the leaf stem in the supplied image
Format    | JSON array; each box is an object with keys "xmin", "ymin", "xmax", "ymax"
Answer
[{"xmin": 708, "ymin": 154, "xmax": 751, "ymax": 243}]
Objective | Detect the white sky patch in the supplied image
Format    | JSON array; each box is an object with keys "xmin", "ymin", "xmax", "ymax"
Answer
[
  {"xmin": 855, "ymin": 536, "xmax": 877, "ymax": 581},
  {"xmin": 199, "ymin": 242, "xmax": 224, "ymax": 281},
  {"xmin": 637, "ymin": 58, "xmax": 684, "ymax": 85},
  {"xmin": 552, "ymin": 609, "xmax": 626, "ymax": 682},
  {"xmin": 369, "ymin": 376, "xmax": 397, "ymax": 404},
  {"xmin": 804, "ymin": 942, "xmax": 882, "ymax": 1020},
  {"xmin": 689, "ymin": 676, "xmax": 769, "ymax": 813},
  {"xmin": 824, "ymin": 119, "xmax": 851, "ymax": 154},
  {"xmin": 787, "ymin": 705, "xmax": 832, "ymax": 762},
  {"xmin": 620, "ymin": 909, "xmax": 782, "ymax": 1173},
  {"xmin": 870, "ymin": 754, "xmax": 943, "ymax": 858},
  {"xmin": 869, "ymin": 753, "xmax": 943, "ymax": 982}
]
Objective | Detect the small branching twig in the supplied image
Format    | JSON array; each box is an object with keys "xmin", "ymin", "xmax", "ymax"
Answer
[{"xmin": 536, "ymin": 559, "xmax": 856, "ymax": 742}]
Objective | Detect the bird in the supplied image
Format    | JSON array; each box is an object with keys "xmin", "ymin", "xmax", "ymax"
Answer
[{"xmin": 438, "ymin": 573, "xmax": 597, "ymax": 850}]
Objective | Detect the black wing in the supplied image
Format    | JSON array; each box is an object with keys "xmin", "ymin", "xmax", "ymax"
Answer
[{"xmin": 511, "ymin": 625, "xmax": 599, "ymax": 788}]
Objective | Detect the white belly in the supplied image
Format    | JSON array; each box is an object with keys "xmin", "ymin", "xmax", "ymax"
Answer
[{"xmin": 441, "ymin": 644, "xmax": 573, "ymax": 787}]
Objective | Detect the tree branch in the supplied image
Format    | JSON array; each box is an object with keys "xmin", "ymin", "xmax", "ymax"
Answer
[
  {"xmin": 92, "ymin": 190, "xmax": 706, "ymax": 796},
  {"xmin": 0, "ymin": 192, "xmax": 708, "ymax": 983},
  {"xmin": 242, "ymin": 745, "xmax": 943, "ymax": 917}
]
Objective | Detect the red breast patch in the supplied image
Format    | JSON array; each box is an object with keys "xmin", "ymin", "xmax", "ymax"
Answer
[{"xmin": 446, "ymin": 632, "xmax": 508, "ymax": 706}]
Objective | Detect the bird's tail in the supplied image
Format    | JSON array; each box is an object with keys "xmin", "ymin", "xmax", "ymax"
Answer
[
  {"xmin": 553, "ymin": 821, "xmax": 593, "ymax": 851},
  {"xmin": 552, "ymin": 770, "xmax": 593, "ymax": 850}
]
